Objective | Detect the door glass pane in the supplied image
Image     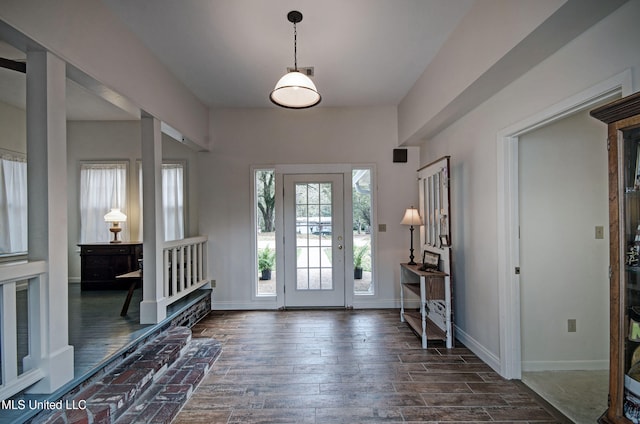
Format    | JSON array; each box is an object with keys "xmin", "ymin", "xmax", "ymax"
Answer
[
  {"xmin": 295, "ymin": 182, "xmax": 333, "ymax": 291},
  {"xmin": 353, "ymin": 169, "xmax": 373, "ymax": 294}
]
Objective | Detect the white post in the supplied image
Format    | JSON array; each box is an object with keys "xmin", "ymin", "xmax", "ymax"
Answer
[
  {"xmin": 25, "ymin": 51, "xmax": 74, "ymax": 393},
  {"xmin": 1, "ymin": 282, "xmax": 18, "ymax": 384},
  {"xmin": 140, "ymin": 114, "xmax": 167, "ymax": 324}
]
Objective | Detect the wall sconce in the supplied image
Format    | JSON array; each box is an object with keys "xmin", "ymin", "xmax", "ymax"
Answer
[{"xmin": 104, "ymin": 208, "xmax": 127, "ymax": 243}]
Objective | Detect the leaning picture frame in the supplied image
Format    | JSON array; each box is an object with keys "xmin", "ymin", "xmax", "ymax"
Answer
[{"xmin": 420, "ymin": 250, "xmax": 440, "ymax": 271}]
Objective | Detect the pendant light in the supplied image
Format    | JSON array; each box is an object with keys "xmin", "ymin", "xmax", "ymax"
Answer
[{"xmin": 270, "ymin": 10, "xmax": 321, "ymax": 109}]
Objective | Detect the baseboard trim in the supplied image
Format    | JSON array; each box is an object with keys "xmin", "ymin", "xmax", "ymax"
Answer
[
  {"xmin": 455, "ymin": 325, "xmax": 502, "ymax": 375},
  {"xmin": 212, "ymin": 300, "xmax": 411, "ymax": 310},
  {"xmin": 522, "ymin": 359, "xmax": 609, "ymax": 372},
  {"xmin": 212, "ymin": 301, "xmax": 278, "ymax": 310},
  {"xmin": 353, "ymin": 299, "xmax": 417, "ymax": 309}
]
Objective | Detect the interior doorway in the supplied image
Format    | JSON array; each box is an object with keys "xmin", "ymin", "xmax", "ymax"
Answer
[
  {"xmin": 495, "ymin": 71, "xmax": 633, "ymax": 422},
  {"xmin": 518, "ymin": 108, "xmax": 609, "ymax": 423},
  {"xmin": 496, "ymin": 71, "xmax": 631, "ymax": 380}
]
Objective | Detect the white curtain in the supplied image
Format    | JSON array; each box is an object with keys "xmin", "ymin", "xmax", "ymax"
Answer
[
  {"xmin": 138, "ymin": 163, "xmax": 185, "ymax": 242},
  {"xmin": 0, "ymin": 154, "xmax": 28, "ymax": 254},
  {"xmin": 79, "ymin": 163, "xmax": 127, "ymax": 243},
  {"xmin": 162, "ymin": 164, "xmax": 184, "ymax": 241}
]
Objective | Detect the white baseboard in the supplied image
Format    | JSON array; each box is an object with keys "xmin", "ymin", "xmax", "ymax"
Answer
[
  {"xmin": 522, "ymin": 359, "xmax": 608, "ymax": 372},
  {"xmin": 353, "ymin": 299, "xmax": 415, "ymax": 309},
  {"xmin": 212, "ymin": 301, "xmax": 278, "ymax": 310},
  {"xmin": 213, "ymin": 299, "xmax": 408, "ymax": 310},
  {"xmin": 455, "ymin": 325, "xmax": 502, "ymax": 375}
]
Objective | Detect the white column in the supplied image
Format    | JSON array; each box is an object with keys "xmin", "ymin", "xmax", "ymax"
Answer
[
  {"xmin": 25, "ymin": 50, "xmax": 74, "ymax": 393},
  {"xmin": 140, "ymin": 113, "xmax": 167, "ymax": 324}
]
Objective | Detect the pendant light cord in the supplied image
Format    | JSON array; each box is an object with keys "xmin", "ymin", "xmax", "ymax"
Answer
[{"xmin": 293, "ymin": 22, "xmax": 298, "ymax": 72}]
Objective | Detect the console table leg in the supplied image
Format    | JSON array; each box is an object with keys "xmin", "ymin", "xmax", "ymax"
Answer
[{"xmin": 120, "ymin": 280, "xmax": 137, "ymax": 316}]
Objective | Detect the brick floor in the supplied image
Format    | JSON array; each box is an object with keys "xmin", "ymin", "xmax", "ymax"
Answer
[{"xmin": 30, "ymin": 326, "xmax": 221, "ymax": 424}]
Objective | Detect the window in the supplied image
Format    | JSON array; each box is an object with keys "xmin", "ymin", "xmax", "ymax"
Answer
[
  {"xmin": 255, "ymin": 169, "xmax": 276, "ymax": 296},
  {"xmin": 138, "ymin": 162, "xmax": 186, "ymax": 241},
  {"xmin": 79, "ymin": 162, "xmax": 128, "ymax": 243},
  {"xmin": 161, "ymin": 163, "xmax": 185, "ymax": 241},
  {"xmin": 0, "ymin": 152, "xmax": 27, "ymax": 254},
  {"xmin": 353, "ymin": 168, "xmax": 373, "ymax": 294}
]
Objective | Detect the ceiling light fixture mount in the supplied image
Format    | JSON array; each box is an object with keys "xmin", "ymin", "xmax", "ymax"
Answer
[{"xmin": 270, "ymin": 10, "xmax": 321, "ymax": 109}]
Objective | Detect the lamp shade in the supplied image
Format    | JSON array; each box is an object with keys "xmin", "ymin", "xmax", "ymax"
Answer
[
  {"xmin": 400, "ymin": 207, "xmax": 423, "ymax": 226},
  {"xmin": 104, "ymin": 208, "xmax": 127, "ymax": 223},
  {"xmin": 270, "ymin": 71, "xmax": 321, "ymax": 109}
]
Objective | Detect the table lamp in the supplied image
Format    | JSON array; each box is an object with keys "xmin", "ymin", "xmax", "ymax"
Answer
[
  {"xmin": 401, "ymin": 206, "xmax": 423, "ymax": 265},
  {"xmin": 104, "ymin": 208, "xmax": 127, "ymax": 243}
]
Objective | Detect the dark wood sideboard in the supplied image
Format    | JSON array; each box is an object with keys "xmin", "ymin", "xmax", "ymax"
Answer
[{"xmin": 78, "ymin": 242, "xmax": 142, "ymax": 290}]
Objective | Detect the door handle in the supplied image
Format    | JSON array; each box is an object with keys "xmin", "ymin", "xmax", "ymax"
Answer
[{"xmin": 338, "ymin": 244, "xmax": 343, "ymax": 250}]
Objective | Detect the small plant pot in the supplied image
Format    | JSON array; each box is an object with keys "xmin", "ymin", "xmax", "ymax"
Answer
[
  {"xmin": 354, "ymin": 267, "xmax": 363, "ymax": 280},
  {"xmin": 260, "ymin": 269, "xmax": 272, "ymax": 281}
]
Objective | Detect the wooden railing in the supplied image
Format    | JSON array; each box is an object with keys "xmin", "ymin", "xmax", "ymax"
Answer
[
  {"xmin": 162, "ymin": 236, "xmax": 209, "ymax": 305},
  {"xmin": 0, "ymin": 261, "xmax": 47, "ymax": 400}
]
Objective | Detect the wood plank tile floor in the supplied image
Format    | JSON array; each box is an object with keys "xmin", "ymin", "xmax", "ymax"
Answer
[{"xmin": 175, "ymin": 310, "xmax": 569, "ymax": 424}]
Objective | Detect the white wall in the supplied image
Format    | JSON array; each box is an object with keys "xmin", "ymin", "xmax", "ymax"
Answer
[
  {"xmin": 519, "ymin": 110, "xmax": 608, "ymax": 370},
  {"xmin": 0, "ymin": 100, "xmax": 25, "ymax": 153},
  {"xmin": 203, "ymin": 106, "xmax": 419, "ymax": 309},
  {"xmin": 398, "ymin": 0, "xmax": 627, "ymax": 145},
  {"xmin": 0, "ymin": 0, "xmax": 209, "ymax": 149},
  {"xmin": 418, "ymin": 0, "xmax": 640, "ymax": 365},
  {"xmin": 66, "ymin": 120, "xmax": 200, "ymax": 281},
  {"xmin": 398, "ymin": 0, "xmax": 565, "ymax": 143}
]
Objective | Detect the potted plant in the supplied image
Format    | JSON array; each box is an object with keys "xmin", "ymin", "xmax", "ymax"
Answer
[
  {"xmin": 353, "ymin": 244, "xmax": 369, "ymax": 280},
  {"xmin": 258, "ymin": 247, "xmax": 275, "ymax": 280}
]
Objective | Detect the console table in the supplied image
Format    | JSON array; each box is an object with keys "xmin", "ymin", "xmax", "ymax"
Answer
[
  {"xmin": 79, "ymin": 242, "xmax": 142, "ymax": 290},
  {"xmin": 400, "ymin": 263, "xmax": 453, "ymax": 348}
]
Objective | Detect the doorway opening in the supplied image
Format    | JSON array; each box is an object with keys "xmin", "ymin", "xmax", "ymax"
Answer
[
  {"xmin": 518, "ymin": 108, "xmax": 609, "ymax": 423},
  {"xmin": 496, "ymin": 70, "xmax": 632, "ymax": 422}
]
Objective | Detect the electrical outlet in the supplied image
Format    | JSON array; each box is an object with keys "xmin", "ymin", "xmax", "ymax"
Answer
[
  {"xmin": 211, "ymin": 280, "xmax": 216, "ymax": 288},
  {"xmin": 568, "ymin": 319, "xmax": 577, "ymax": 332},
  {"xmin": 378, "ymin": 224, "xmax": 386, "ymax": 232},
  {"xmin": 595, "ymin": 226, "xmax": 604, "ymax": 239}
]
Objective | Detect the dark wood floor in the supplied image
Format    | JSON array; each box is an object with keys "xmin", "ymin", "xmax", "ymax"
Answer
[
  {"xmin": 68, "ymin": 284, "xmax": 149, "ymax": 377},
  {"xmin": 176, "ymin": 310, "xmax": 568, "ymax": 424}
]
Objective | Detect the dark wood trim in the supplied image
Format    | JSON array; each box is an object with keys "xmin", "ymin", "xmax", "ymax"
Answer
[
  {"xmin": 591, "ymin": 91, "xmax": 640, "ymax": 124},
  {"xmin": 417, "ymin": 155, "xmax": 451, "ymax": 172},
  {"xmin": 0, "ymin": 57, "xmax": 26, "ymax": 73},
  {"xmin": 592, "ymin": 93, "xmax": 640, "ymax": 423}
]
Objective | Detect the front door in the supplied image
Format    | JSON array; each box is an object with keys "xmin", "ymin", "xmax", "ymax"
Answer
[{"xmin": 283, "ymin": 174, "xmax": 345, "ymax": 307}]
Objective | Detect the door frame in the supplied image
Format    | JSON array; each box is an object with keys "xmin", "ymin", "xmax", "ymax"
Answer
[
  {"xmin": 495, "ymin": 70, "xmax": 631, "ymax": 379},
  {"xmin": 274, "ymin": 164, "xmax": 355, "ymax": 310}
]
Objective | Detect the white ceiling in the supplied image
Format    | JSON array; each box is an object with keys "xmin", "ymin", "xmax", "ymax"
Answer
[
  {"xmin": 100, "ymin": 0, "xmax": 474, "ymax": 109},
  {"xmin": 0, "ymin": 1, "xmax": 474, "ymax": 118}
]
